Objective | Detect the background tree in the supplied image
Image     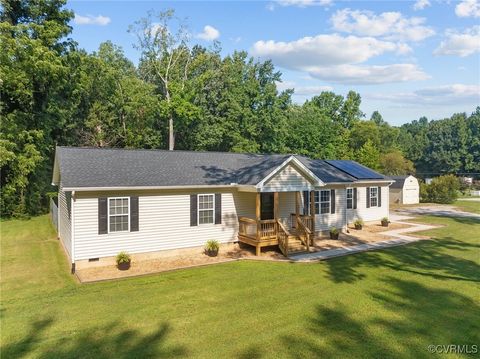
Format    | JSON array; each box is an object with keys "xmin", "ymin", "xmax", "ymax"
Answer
[
  {"xmin": 129, "ymin": 9, "xmax": 192, "ymax": 150},
  {"xmin": 380, "ymin": 150, "xmax": 415, "ymax": 175}
]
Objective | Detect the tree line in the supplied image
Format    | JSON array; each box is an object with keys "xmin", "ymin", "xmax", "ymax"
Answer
[{"xmin": 1, "ymin": 0, "xmax": 479, "ymax": 217}]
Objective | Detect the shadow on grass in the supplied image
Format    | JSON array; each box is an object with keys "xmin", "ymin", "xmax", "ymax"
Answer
[
  {"xmin": 324, "ymin": 234, "xmax": 480, "ymax": 284},
  {"xmin": 281, "ymin": 277, "xmax": 480, "ymax": 358},
  {"xmin": 1, "ymin": 318, "xmax": 187, "ymax": 359}
]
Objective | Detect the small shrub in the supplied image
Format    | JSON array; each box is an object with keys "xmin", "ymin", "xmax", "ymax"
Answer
[
  {"xmin": 381, "ymin": 217, "xmax": 389, "ymax": 227},
  {"xmin": 381, "ymin": 217, "xmax": 389, "ymax": 223},
  {"xmin": 421, "ymin": 175, "xmax": 459, "ymax": 204},
  {"xmin": 204, "ymin": 240, "xmax": 220, "ymax": 256},
  {"xmin": 116, "ymin": 251, "xmax": 131, "ymax": 265},
  {"xmin": 354, "ymin": 219, "xmax": 364, "ymax": 230},
  {"xmin": 329, "ymin": 227, "xmax": 339, "ymax": 239}
]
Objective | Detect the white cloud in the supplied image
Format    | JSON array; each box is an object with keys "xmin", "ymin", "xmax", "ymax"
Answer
[
  {"xmin": 251, "ymin": 33, "xmax": 424, "ymax": 85},
  {"xmin": 277, "ymin": 0, "xmax": 332, "ymax": 7},
  {"xmin": 74, "ymin": 14, "xmax": 111, "ymax": 26},
  {"xmin": 455, "ymin": 0, "xmax": 480, "ymax": 18},
  {"xmin": 331, "ymin": 8, "xmax": 435, "ymax": 42},
  {"xmin": 276, "ymin": 81, "xmax": 333, "ymax": 94},
  {"xmin": 196, "ymin": 25, "xmax": 220, "ymax": 41},
  {"xmin": 434, "ymin": 26, "xmax": 480, "ymax": 57},
  {"xmin": 370, "ymin": 84, "xmax": 480, "ymax": 106},
  {"xmin": 413, "ymin": 0, "xmax": 431, "ymax": 11},
  {"xmin": 307, "ymin": 64, "xmax": 429, "ymax": 84},
  {"xmin": 252, "ymin": 34, "xmax": 409, "ymax": 69}
]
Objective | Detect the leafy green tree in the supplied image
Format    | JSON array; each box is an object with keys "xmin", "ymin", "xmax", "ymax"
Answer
[
  {"xmin": 380, "ymin": 150, "xmax": 415, "ymax": 175},
  {"xmin": 129, "ymin": 9, "xmax": 192, "ymax": 150},
  {"xmin": 370, "ymin": 110, "xmax": 385, "ymax": 125},
  {"xmin": 355, "ymin": 139, "xmax": 380, "ymax": 170},
  {"xmin": 0, "ymin": 0, "xmax": 75, "ymax": 216}
]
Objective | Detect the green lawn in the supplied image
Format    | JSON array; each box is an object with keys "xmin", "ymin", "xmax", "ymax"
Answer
[
  {"xmin": 1, "ymin": 214, "xmax": 479, "ymax": 358},
  {"xmin": 455, "ymin": 199, "xmax": 480, "ymax": 214}
]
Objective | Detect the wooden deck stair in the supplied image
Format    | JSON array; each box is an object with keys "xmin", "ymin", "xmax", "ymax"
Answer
[{"xmin": 287, "ymin": 228, "xmax": 309, "ymax": 254}]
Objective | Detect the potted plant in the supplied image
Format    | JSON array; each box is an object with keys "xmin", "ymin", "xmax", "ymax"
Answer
[
  {"xmin": 329, "ymin": 227, "xmax": 339, "ymax": 240},
  {"xmin": 354, "ymin": 219, "xmax": 364, "ymax": 230},
  {"xmin": 116, "ymin": 252, "xmax": 131, "ymax": 270},
  {"xmin": 204, "ymin": 239, "xmax": 220, "ymax": 257},
  {"xmin": 381, "ymin": 217, "xmax": 390, "ymax": 227}
]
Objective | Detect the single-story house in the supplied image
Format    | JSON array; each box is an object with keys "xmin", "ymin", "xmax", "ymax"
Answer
[
  {"xmin": 389, "ymin": 175, "xmax": 419, "ymax": 205},
  {"xmin": 52, "ymin": 147, "xmax": 393, "ymax": 272}
]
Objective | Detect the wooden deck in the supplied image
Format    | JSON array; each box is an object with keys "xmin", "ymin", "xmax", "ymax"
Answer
[{"xmin": 237, "ymin": 191, "xmax": 316, "ymax": 257}]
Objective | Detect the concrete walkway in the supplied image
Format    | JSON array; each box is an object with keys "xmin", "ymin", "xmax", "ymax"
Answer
[{"xmin": 290, "ymin": 220, "xmax": 439, "ymax": 262}]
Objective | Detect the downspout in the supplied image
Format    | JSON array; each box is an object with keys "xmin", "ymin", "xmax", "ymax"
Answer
[{"xmin": 71, "ymin": 191, "xmax": 76, "ymax": 274}]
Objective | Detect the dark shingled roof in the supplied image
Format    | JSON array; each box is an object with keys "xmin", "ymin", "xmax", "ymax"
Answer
[
  {"xmin": 390, "ymin": 176, "xmax": 409, "ymax": 189},
  {"xmin": 55, "ymin": 147, "xmax": 388, "ymax": 188}
]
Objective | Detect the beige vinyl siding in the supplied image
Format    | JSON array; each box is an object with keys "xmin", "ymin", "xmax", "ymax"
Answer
[
  {"xmin": 73, "ymin": 188, "xmax": 254, "ymax": 260},
  {"xmin": 349, "ymin": 185, "xmax": 389, "ymax": 223},
  {"xmin": 312, "ymin": 188, "xmax": 346, "ymax": 232},
  {"xmin": 301, "ymin": 185, "xmax": 390, "ymax": 232},
  {"xmin": 263, "ymin": 164, "xmax": 312, "ymax": 192},
  {"xmin": 58, "ymin": 184, "xmax": 72, "ymax": 260}
]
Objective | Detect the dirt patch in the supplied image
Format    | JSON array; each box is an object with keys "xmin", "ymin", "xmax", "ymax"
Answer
[{"xmin": 76, "ymin": 243, "xmax": 286, "ymax": 283}]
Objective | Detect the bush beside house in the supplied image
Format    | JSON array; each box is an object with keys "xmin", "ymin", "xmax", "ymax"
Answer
[{"xmin": 420, "ymin": 175, "xmax": 460, "ymax": 204}]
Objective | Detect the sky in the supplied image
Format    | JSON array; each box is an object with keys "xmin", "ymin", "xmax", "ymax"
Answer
[{"xmin": 67, "ymin": 0, "xmax": 480, "ymax": 125}]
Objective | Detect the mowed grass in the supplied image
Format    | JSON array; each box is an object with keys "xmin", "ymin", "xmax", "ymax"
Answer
[
  {"xmin": 1, "ymin": 215, "xmax": 479, "ymax": 358},
  {"xmin": 455, "ymin": 199, "xmax": 480, "ymax": 214}
]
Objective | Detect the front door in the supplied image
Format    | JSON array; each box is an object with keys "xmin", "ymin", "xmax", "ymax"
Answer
[{"xmin": 261, "ymin": 193, "xmax": 275, "ymax": 220}]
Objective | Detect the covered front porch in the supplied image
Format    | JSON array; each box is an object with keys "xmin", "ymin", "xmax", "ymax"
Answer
[{"xmin": 237, "ymin": 191, "xmax": 316, "ymax": 257}]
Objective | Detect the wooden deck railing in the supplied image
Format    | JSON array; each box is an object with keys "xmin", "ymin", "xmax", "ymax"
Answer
[
  {"xmin": 290, "ymin": 214, "xmax": 314, "ymax": 232},
  {"xmin": 238, "ymin": 217, "xmax": 257, "ymax": 239},
  {"xmin": 238, "ymin": 217, "xmax": 277, "ymax": 240},
  {"xmin": 258, "ymin": 219, "xmax": 276, "ymax": 240}
]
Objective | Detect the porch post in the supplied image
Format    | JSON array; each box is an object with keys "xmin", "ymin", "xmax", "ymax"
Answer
[
  {"xmin": 295, "ymin": 191, "xmax": 300, "ymax": 225},
  {"xmin": 274, "ymin": 192, "xmax": 279, "ymax": 237},
  {"xmin": 256, "ymin": 192, "xmax": 261, "ymax": 241},
  {"xmin": 273, "ymin": 192, "xmax": 279, "ymax": 221},
  {"xmin": 310, "ymin": 190, "xmax": 316, "ymax": 242}
]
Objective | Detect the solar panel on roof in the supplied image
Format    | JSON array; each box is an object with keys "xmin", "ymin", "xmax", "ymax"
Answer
[{"xmin": 325, "ymin": 160, "xmax": 384, "ymax": 180}]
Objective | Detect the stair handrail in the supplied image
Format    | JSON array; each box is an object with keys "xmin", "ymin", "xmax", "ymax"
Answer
[
  {"xmin": 296, "ymin": 216, "xmax": 311, "ymax": 252},
  {"xmin": 277, "ymin": 220, "xmax": 290, "ymax": 257}
]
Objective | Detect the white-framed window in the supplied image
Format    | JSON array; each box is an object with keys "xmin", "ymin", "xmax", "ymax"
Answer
[
  {"xmin": 314, "ymin": 191, "xmax": 320, "ymax": 214},
  {"xmin": 370, "ymin": 187, "xmax": 378, "ymax": 207},
  {"xmin": 198, "ymin": 194, "xmax": 215, "ymax": 225},
  {"xmin": 320, "ymin": 190, "xmax": 330, "ymax": 214},
  {"xmin": 108, "ymin": 197, "xmax": 129, "ymax": 232},
  {"xmin": 346, "ymin": 188, "xmax": 353, "ymax": 209}
]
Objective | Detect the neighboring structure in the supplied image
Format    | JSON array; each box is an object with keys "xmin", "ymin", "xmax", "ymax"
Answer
[
  {"xmin": 389, "ymin": 175, "xmax": 419, "ymax": 205},
  {"xmin": 52, "ymin": 147, "xmax": 393, "ymax": 271}
]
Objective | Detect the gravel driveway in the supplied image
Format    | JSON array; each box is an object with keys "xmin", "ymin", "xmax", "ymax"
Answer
[{"xmin": 395, "ymin": 205, "xmax": 480, "ymax": 220}]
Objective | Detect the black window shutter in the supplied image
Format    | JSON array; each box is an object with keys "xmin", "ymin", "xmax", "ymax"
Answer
[
  {"xmin": 130, "ymin": 196, "xmax": 139, "ymax": 231},
  {"xmin": 215, "ymin": 193, "xmax": 222, "ymax": 224},
  {"xmin": 353, "ymin": 188, "xmax": 357, "ymax": 209},
  {"xmin": 330, "ymin": 189, "xmax": 335, "ymax": 214},
  {"xmin": 378, "ymin": 187, "xmax": 382, "ymax": 207},
  {"xmin": 366, "ymin": 187, "xmax": 371, "ymax": 208},
  {"xmin": 190, "ymin": 194, "xmax": 198, "ymax": 226},
  {"xmin": 303, "ymin": 190, "xmax": 309, "ymax": 215},
  {"xmin": 98, "ymin": 197, "xmax": 108, "ymax": 234}
]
